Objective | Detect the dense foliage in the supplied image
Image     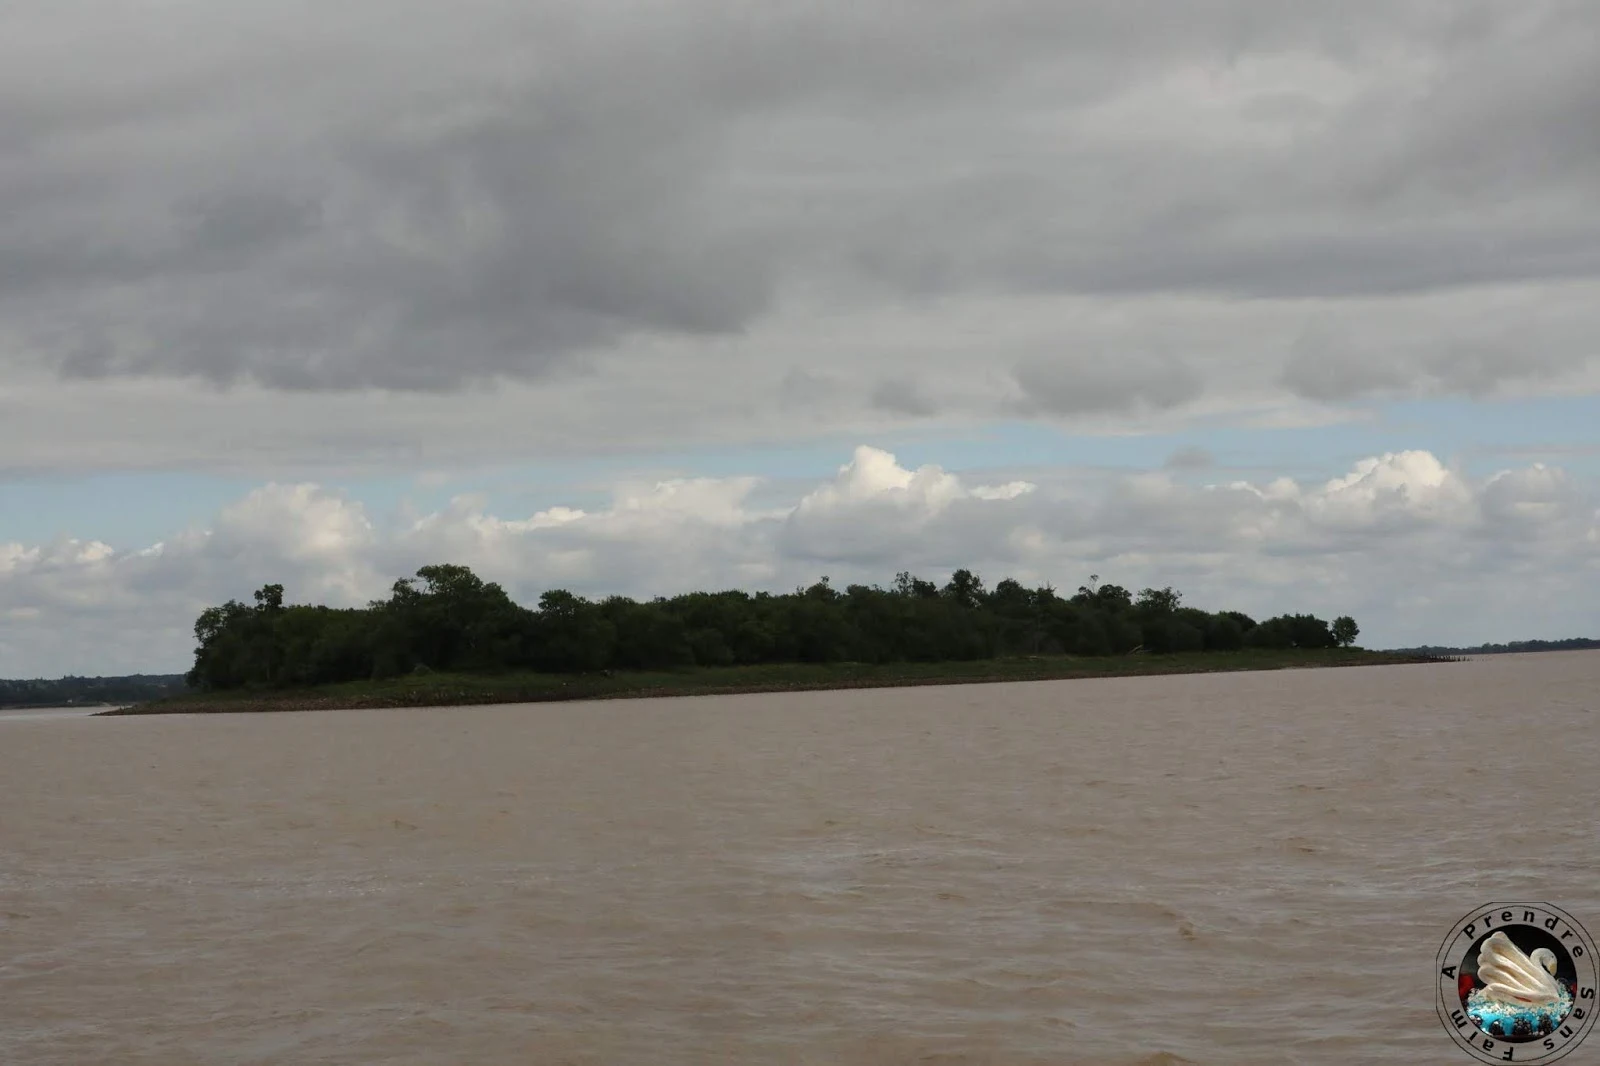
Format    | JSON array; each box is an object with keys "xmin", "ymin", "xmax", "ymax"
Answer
[
  {"xmin": 183, "ymin": 564, "xmax": 1362, "ymax": 692},
  {"xmin": 1388, "ymin": 637, "xmax": 1599, "ymax": 656},
  {"xmin": 0, "ymin": 674, "xmax": 187, "ymax": 708}
]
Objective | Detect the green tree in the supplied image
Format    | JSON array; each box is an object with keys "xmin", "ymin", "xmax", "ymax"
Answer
[
  {"xmin": 1141, "ymin": 615, "xmax": 1203, "ymax": 653},
  {"xmin": 942, "ymin": 569, "xmax": 986, "ymax": 609},
  {"xmin": 604, "ymin": 597, "xmax": 694, "ymax": 670},
  {"xmin": 1135, "ymin": 586, "xmax": 1182, "ymax": 614},
  {"xmin": 1332, "ymin": 616, "xmax": 1360, "ymax": 648},
  {"xmin": 180, "ymin": 564, "xmax": 1367, "ymax": 692},
  {"xmin": 531, "ymin": 589, "xmax": 615, "ymax": 673},
  {"xmin": 1204, "ymin": 614, "xmax": 1244, "ymax": 651},
  {"xmin": 1243, "ymin": 616, "xmax": 1293, "ymax": 649},
  {"xmin": 893, "ymin": 571, "xmax": 939, "ymax": 598},
  {"xmin": 186, "ymin": 599, "xmax": 256, "ymax": 689},
  {"xmin": 1246, "ymin": 613, "xmax": 1336, "ymax": 649},
  {"xmin": 375, "ymin": 564, "xmax": 528, "ymax": 673}
]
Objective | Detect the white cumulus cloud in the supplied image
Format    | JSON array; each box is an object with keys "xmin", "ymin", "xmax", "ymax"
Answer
[{"xmin": 0, "ymin": 446, "xmax": 1594, "ymax": 677}]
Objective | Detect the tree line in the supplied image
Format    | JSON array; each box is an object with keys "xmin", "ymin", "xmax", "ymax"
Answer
[
  {"xmin": 184, "ymin": 564, "xmax": 1362, "ymax": 691},
  {"xmin": 1388, "ymin": 637, "xmax": 1598, "ymax": 656},
  {"xmin": 0, "ymin": 674, "xmax": 187, "ymax": 708}
]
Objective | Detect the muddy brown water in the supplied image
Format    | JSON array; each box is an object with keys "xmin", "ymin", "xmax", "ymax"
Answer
[{"xmin": 3, "ymin": 652, "xmax": 1596, "ymax": 1064}]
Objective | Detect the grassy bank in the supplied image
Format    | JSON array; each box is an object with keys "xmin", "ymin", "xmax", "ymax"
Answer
[{"xmin": 99, "ymin": 648, "xmax": 1452, "ymax": 716}]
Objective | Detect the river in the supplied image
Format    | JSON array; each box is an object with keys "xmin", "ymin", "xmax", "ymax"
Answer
[{"xmin": 2, "ymin": 652, "xmax": 1596, "ymax": 1064}]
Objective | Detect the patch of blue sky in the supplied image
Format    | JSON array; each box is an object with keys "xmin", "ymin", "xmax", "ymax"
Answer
[
  {"xmin": 1384, "ymin": 393, "xmax": 1600, "ymax": 478},
  {"xmin": 910, "ymin": 395, "xmax": 1600, "ymax": 486},
  {"xmin": 0, "ymin": 471, "xmax": 241, "ymax": 549},
  {"xmin": 279, "ymin": 395, "xmax": 1600, "ymax": 526},
  {"xmin": 3, "ymin": 393, "xmax": 1593, "ymax": 548}
]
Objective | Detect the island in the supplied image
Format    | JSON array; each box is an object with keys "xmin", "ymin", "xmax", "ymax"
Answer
[{"xmin": 93, "ymin": 564, "xmax": 1454, "ymax": 715}]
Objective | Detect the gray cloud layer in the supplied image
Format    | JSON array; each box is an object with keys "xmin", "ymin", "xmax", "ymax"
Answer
[{"xmin": 3, "ymin": 1, "xmax": 1598, "ymax": 408}]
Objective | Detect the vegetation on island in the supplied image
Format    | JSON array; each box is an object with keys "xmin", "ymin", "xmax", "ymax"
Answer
[
  {"xmin": 175, "ymin": 564, "xmax": 1368, "ymax": 696},
  {"xmin": 0, "ymin": 674, "xmax": 186, "ymax": 709},
  {"xmin": 1387, "ymin": 637, "xmax": 1599, "ymax": 656}
]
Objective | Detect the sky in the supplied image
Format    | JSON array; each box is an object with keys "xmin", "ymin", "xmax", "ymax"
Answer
[{"xmin": 2, "ymin": 0, "xmax": 1598, "ymax": 677}]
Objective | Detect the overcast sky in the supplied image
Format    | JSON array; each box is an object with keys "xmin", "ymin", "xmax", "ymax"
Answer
[{"xmin": 2, "ymin": 0, "xmax": 1598, "ymax": 676}]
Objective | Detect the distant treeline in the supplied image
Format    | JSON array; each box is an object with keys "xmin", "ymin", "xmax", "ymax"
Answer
[
  {"xmin": 1387, "ymin": 637, "xmax": 1600, "ymax": 656},
  {"xmin": 185, "ymin": 564, "xmax": 1362, "ymax": 691},
  {"xmin": 0, "ymin": 674, "xmax": 188, "ymax": 708}
]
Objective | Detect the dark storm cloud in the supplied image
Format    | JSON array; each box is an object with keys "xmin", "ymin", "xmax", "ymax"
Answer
[
  {"xmin": 1278, "ymin": 291, "xmax": 1600, "ymax": 402},
  {"xmin": 2, "ymin": 1, "xmax": 1597, "ymax": 397},
  {"xmin": 869, "ymin": 378, "xmax": 938, "ymax": 418},
  {"xmin": 1009, "ymin": 355, "xmax": 1205, "ymax": 416}
]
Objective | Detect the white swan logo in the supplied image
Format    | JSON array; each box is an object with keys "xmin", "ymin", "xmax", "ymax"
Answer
[{"xmin": 1437, "ymin": 903, "xmax": 1598, "ymax": 1063}]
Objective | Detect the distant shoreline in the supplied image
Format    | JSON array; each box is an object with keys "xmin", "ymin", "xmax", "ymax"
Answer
[
  {"xmin": 1384, "ymin": 639, "xmax": 1600, "ymax": 657},
  {"xmin": 99, "ymin": 648, "xmax": 1455, "ymax": 716}
]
